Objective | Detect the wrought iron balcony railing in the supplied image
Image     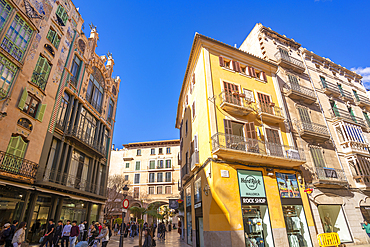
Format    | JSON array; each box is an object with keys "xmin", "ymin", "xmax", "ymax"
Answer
[
  {"xmin": 86, "ymin": 92, "xmax": 102, "ymax": 113},
  {"xmin": 147, "ymin": 178, "xmax": 174, "ymax": 184},
  {"xmin": 211, "ymin": 132, "xmax": 305, "ymax": 161},
  {"xmin": 297, "ymin": 121, "xmax": 330, "ymax": 136},
  {"xmin": 329, "ymin": 108, "xmax": 366, "ymax": 127},
  {"xmin": 320, "ymin": 80, "xmax": 341, "ymax": 96},
  {"xmin": 43, "ymin": 168, "xmax": 105, "ymax": 196},
  {"xmin": 315, "ymin": 167, "xmax": 347, "ymax": 182},
  {"xmin": 218, "ymin": 91, "xmax": 255, "ymax": 115},
  {"xmin": 0, "ymin": 151, "xmax": 38, "ymax": 180},
  {"xmin": 355, "ymin": 94, "xmax": 370, "ymax": 107},
  {"xmin": 31, "ymin": 72, "xmax": 47, "ymax": 91},
  {"xmin": 181, "ymin": 162, "xmax": 190, "ymax": 180},
  {"xmin": 287, "ymin": 82, "xmax": 316, "ymax": 99},
  {"xmin": 339, "ymin": 88, "xmax": 354, "ymax": 101},
  {"xmin": 257, "ymin": 102, "xmax": 284, "ymax": 120},
  {"xmin": 274, "ymin": 50, "xmax": 305, "ymax": 72}
]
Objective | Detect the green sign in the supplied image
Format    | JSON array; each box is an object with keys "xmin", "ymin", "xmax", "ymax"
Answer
[{"xmin": 238, "ymin": 170, "xmax": 266, "ymax": 198}]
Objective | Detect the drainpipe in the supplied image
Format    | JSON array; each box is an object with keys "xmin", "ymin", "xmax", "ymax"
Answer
[{"xmin": 299, "ymin": 51, "xmax": 348, "ymax": 183}]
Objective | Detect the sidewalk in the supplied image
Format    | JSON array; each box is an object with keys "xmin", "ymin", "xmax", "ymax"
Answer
[{"xmin": 107, "ymin": 230, "xmax": 188, "ymax": 247}]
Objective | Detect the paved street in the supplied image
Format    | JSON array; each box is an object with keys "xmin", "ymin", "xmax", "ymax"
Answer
[{"xmin": 107, "ymin": 230, "xmax": 188, "ymax": 247}]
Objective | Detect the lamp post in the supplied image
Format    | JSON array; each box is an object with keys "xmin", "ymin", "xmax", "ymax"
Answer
[{"xmin": 119, "ymin": 184, "xmax": 129, "ymax": 247}]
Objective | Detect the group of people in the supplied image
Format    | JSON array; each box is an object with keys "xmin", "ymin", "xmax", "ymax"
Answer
[{"xmin": 0, "ymin": 220, "xmax": 111, "ymax": 247}]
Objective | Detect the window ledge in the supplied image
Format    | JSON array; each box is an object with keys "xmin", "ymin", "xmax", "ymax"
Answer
[
  {"xmin": 27, "ymin": 81, "xmax": 46, "ymax": 96},
  {"xmin": 255, "ymin": 78, "xmax": 267, "ymax": 84},
  {"xmin": 239, "ymin": 73, "xmax": 252, "ymax": 79},
  {"xmin": 222, "ymin": 67, "xmax": 235, "ymax": 73}
]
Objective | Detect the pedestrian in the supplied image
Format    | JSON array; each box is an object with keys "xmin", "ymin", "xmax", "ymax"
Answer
[
  {"xmin": 142, "ymin": 229, "xmax": 152, "ymax": 247},
  {"xmin": 1, "ymin": 223, "xmax": 11, "ymax": 247},
  {"xmin": 69, "ymin": 221, "xmax": 79, "ymax": 247},
  {"xmin": 40, "ymin": 219, "xmax": 55, "ymax": 247},
  {"xmin": 95, "ymin": 223, "xmax": 109, "ymax": 247},
  {"xmin": 177, "ymin": 221, "xmax": 182, "ymax": 236},
  {"xmin": 87, "ymin": 224, "xmax": 97, "ymax": 246},
  {"xmin": 61, "ymin": 220, "xmax": 71, "ymax": 247},
  {"xmin": 6, "ymin": 221, "xmax": 17, "ymax": 247},
  {"xmin": 113, "ymin": 222, "xmax": 119, "ymax": 237},
  {"xmin": 54, "ymin": 220, "xmax": 63, "ymax": 247},
  {"xmin": 130, "ymin": 223, "xmax": 136, "ymax": 238},
  {"xmin": 97, "ymin": 223, "xmax": 102, "ymax": 234},
  {"xmin": 363, "ymin": 220, "xmax": 370, "ymax": 238},
  {"xmin": 11, "ymin": 222, "xmax": 26, "ymax": 247},
  {"xmin": 153, "ymin": 222, "xmax": 157, "ymax": 237},
  {"xmin": 83, "ymin": 221, "xmax": 88, "ymax": 241},
  {"xmin": 78, "ymin": 222, "xmax": 85, "ymax": 242}
]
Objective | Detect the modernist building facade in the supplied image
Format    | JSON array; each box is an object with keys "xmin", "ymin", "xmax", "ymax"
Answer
[
  {"xmin": 109, "ymin": 140, "xmax": 181, "ymax": 223},
  {"xmin": 176, "ymin": 33, "xmax": 317, "ymax": 247},
  {"xmin": 0, "ymin": 0, "xmax": 119, "ymax": 243},
  {"xmin": 241, "ymin": 23, "xmax": 370, "ymax": 246}
]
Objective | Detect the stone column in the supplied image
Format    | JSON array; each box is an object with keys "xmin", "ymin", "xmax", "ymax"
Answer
[
  {"xmin": 55, "ymin": 197, "xmax": 64, "ymax": 221},
  {"xmin": 25, "ymin": 192, "xmax": 39, "ymax": 238},
  {"xmin": 19, "ymin": 191, "xmax": 31, "ymax": 222}
]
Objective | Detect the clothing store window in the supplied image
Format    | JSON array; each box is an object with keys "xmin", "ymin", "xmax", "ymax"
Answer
[
  {"xmin": 283, "ymin": 205, "xmax": 313, "ymax": 247},
  {"xmin": 318, "ymin": 205, "xmax": 352, "ymax": 243}
]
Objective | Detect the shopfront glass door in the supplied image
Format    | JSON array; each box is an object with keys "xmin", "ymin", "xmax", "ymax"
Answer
[{"xmin": 283, "ymin": 205, "xmax": 312, "ymax": 247}]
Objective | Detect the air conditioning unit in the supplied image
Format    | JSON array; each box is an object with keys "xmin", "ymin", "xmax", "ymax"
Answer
[{"xmin": 287, "ymin": 149, "xmax": 300, "ymax": 159}]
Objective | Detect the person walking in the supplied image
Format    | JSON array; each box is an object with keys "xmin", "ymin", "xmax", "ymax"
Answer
[
  {"xmin": 87, "ymin": 224, "xmax": 98, "ymax": 246},
  {"xmin": 11, "ymin": 222, "xmax": 26, "ymax": 247},
  {"xmin": 40, "ymin": 219, "xmax": 54, "ymax": 247},
  {"xmin": 83, "ymin": 221, "xmax": 88, "ymax": 241},
  {"xmin": 61, "ymin": 220, "xmax": 71, "ymax": 247},
  {"xmin": 6, "ymin": 221, "xmax": 17, "ymax": 247},
  {"xmin": 130, "ymin": 223, "xmax": 136, "ymax": 238},
  {"xmin": 363, "ymin": 220, "xmax": 370, "ymax": 238},
  {"xmin": 69, "ymin": 221, "xmax": 79, "ymax": 247},
  {"xmin": 95, "ymin": 223, "xmax": 109, "ymax": 247},
  {"xmin": 1, "ymin": 223, "xmax": 11, "ymax": 247},
  {"xmin": 78, "ymin": 222, "xmax": 85, "ymax": 242},
  {"xmin": 113, "ymin": 222, "xmax": 119, "ymax": 236},
  {"xmin": 142, "ymin": 229, "xmax": 152, "ymax": 247},
  {"xmin": 54, "ymin": 220, "xmax": 63, "ymax": 247}
]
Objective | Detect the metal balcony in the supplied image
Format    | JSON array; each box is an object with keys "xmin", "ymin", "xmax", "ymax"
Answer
[
  {"xmin": 31, "ymin": 72, "xmax": 48, "ymax": 91},
  {"xmin": 329, "ymin": 108, "xmax": 366, "ymax": 129},
  {"xmin": 218, "ymin": 91, "xmax": 254, "ymax": 116},
  {"xmin": 147, "ymin": 178, "xmax": 175, "ymax": 184},
  {"xmin": 190, "ymin": 151, "xmax": 199, "ymax": 171},
  {"xmin": 257, "ymin": 102, "xmax": 285, "ymax": 123},
  {"xmin": 285, "ymin": 83, "xmax": 316, "ymax": 104},
  {"xmin": 274, "ymin": 50, "xmax": 305, "ymax": 73},
  {"xmin": 147, "ymin": 165, "xmax": 174, "ymax": 171},
  {"xmin": 296, "ymin": 121, "xmax": 330, "ymax": 142},
  {"xmin": 181, "ymin": 163, "xmax": 190, "ymax": 181},
  {"xmin": 0, "ymin": 151, "xmax": 38, "ymax": 182},
  {"xmin": 313, "ymin": 167, "xmax": 347, "ymax": 188},
  {"xmin": 86, "ymin": 92, "xmax": 102, "ymax": 113},
  {"xmin": 339, "ymin": 140, "xmax": 370, "ymax": 155},
  {"xmin": 339, "ymin": 89, "xmax": 354, "ymax": 102},
  {"xmin": 355, "ymin": 94, "xmax": 370, "ymax": 109},
  {"xmin": 211, "ymin": 133, "xmax": 305, "ymax": 167},
  {"xmin": 320, "ymin": 80, "xmax": 341, "ymax": 97}
]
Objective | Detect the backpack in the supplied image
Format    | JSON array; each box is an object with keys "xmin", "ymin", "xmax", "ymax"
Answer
[{"xmin": 108, "ymin": 228, "xmax": 112, "ymax": 238}]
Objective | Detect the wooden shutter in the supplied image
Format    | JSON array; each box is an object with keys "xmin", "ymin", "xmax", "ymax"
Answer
[
  {"xmin": 310, "ymin": 147, "xmax": 325, "ymax": 167},
  {"xmin": 194, "ymin": 135, "xmax": 198, "ymax": 150},
  {"xmin": 248, "ymin": 67, "xmax": 256, "ymax": 77},
  {"xmin": 297, "ymin": 107, "xmax": 311, "ymax": 123},
  {"xmin": 47, "ymin": 29, "xmax": 55, "ymax": 42},
  {"xmin": 192, "ymin": 73, "xmax": 195, "ymax": 84},
  {"xmin": 266, "ymin": 128, "xmax": 280, "ymax": 144},
  {"xmin": 224, "ymin": 119, "xmax": 232, "ymax": 135},
  {"xmin": 260, "ymin": 71, "xmax": 267, "ymax": 82},
  {"xmin": 192, "ymin": 102, "xmax": 195, "ymax": 119},
  {"xmin": 257, "ymin": 92, "xmax": 271, "ymax": 104},
  {"xmin": 245, "ymin": 122, "xmax": 256, "ymax": 139},
  {"xmin": 36, "ymin": 104, "xmax": 46, "ymax": 122},
  {"xmin": 18, "ymin": 87, "xmax": 28, "ymax": 110},
  {"xmin": 41, "ymin": 58, "xmax": 51, "ymax": 82},
  {"xmin": 235, "ymin": 61, "xmax": 241, "ymax": 72},
  {"xmin": 6, "ymin": 136, "xmax": 27, "ymax": 158},
  {"xmin": 54, "ymin": 35, "xmax": 60, "ymax": 48},
  {"xmin": 219, "ymin": 56, "xmax": 224, "ymax": 67}
]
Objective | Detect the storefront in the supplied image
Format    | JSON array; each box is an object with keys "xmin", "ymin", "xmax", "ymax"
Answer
[
  {"xmin": 276, "ymin": 173, "xmax": 313, "ymax": 247},
  {"xmin": 194, "ymin": 178, "xmax": 203, "ymax": 247},
  {"xmin": 238, "ymin": 170, "xmax": 274, "ymax": 247},
  {"xmin": 0, "ymin": 186, "xmax": 28, "ymax": 226},
  {"xmin": 60, "ymin": 199, "xmax": 88, "ymax": 223},
  {"xmin": 186, "ymin": 185, "xmax": 192, "ymax": 245}
]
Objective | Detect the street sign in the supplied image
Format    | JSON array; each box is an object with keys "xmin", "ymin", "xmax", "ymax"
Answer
[
  {"xmin": 123, "ymin": 199, "xmax": 129, "ymax": 209},
  {"xmin": 122, "ymin": 209, "xmax": 127, "ymax": 213}
]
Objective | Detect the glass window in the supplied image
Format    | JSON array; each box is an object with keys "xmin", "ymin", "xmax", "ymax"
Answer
[
  {"xmin": 157, "ymin": 186, "xmax": 162, "ymax": 194},
  {"xmin": 276, "ymin": 173, "xmax": 301, "ymax": 198},
  {"xmin": 135, "ymin": 161, "xmax": 140, "ymax": 170},
  {"xmin": 46, "ymin": 28, "xmax": 60, "ymax": 49},
  {"xmin": 22, "ymin": 94, "xmax": 39, "ymax": 118},
  {"xmin": 151, "ymin": 148, "xmax": 155, "ymax": 155},
  {"xmin": 158, "ymin": 160, "xmax": 164, "ymax": 169},
  {"xmin": 148, "ymin": 187, "xmax": 154, "ymax": 194},
  {"xmin": 31, "ymin": 56, "xmax": 51, "ymax": 91},
  {"xmin": 283, "ymin": 205, "xmax": 313, "ymax": 247},
  {"xmin": 149, "ymin": 173, "xmax": 155, "ymax": 183},
  {"xmin": 137, "ymin": 149, "xmax": 141, "ymax": 156},
  {"xmin": 86, "ymin": 67, "xmax": 104, "ymax": 113},
  {"xmin": 318, "ymin": 205, "xmax": 352, "ymax": 243},
  {"xmin": 125, "ymin": 163, "xmax": 129, "ymax": 168},
  {"xmin": 77, "ymin": 108, "xmax": 97, "ymax": 146},
  {"xmin": 107, "ymin": 98, "xmax": 114, "ymax": 123},
  {"xmin": 165, "ymin": 186, "xmax": 171, "ymax": 194},
  {"xmin": 124, "ymin": 175, "xmax": 129, "ymax": 181},
  {"xmin": 0, "ymin": 53, "xmax": 16, "ymax": 98},
  {"xmin": 186, "ymin": 186, "xmax": 191, "ymax": 207},
  {"xmin": 157, "ymin": 173, "xmax": 163, "ymax": 182},
  {"xmin": 56, "ymin": 92, "xmax": 69, "ymax": 128},
  {"xmin": 149, "ymin": 160, "xmax": 155, "ymax": 169},
  {"xmin": 165, "ymin": 160, "xmax": 171, "ymax": 168},
  {"xmin": 165, "ymin": 172, "xmax": 171, "ymax": 182},
  {"xmin": 159, "ymin": 148, "xmax": 163, "ymax": 154},
  {"xmin": 0, "ymin": 0, "xmax": 12, "ymax": 32},
  {"xmin": 194, "ymin": 178, "xmax": 202, "ymax": 203},
  {"xmin": 55, "ymin": 5, "xmax": 68, "ymax": 26},
  {"xmin": 70, "ymin": 55, "xmax": 81, "ymax": 86},
  {"xmin": 166, "ymin": 147, "xmax": 171, "ymax": 154},
  {"xmin": 134, "ymin": 174, "xmax": 140, "ymax": 184},
  {"xmin": 1, "ymin": 14, "xmax": 33, "ymax": 61}
]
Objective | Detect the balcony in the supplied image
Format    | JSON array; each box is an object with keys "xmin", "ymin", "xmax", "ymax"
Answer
[
  {"xmin": 339, "ymin": 89, "xmax": 354, "ymax": 102},
  {"xmin": 146, "ymin": 178, "xmax": 175, "ymax": 184},
  {"xmin": 355, "ymin": 94, "xmax": 370, "ymax": 109},
  {"xmin": 0, "ymin": 151, "xmax": 38, "ymax": 182},
  {"xmin": 181, "ymin": 163, "xmax": 190, "ymax": 181},
  {"xmin": 86, "ymin": 92, "xmax": 102, "ymax": 113},
  {"xmin": 340, "ymin": 141, "xmax": 369, "ymax": 155},
  {"xmin": 31, "ymin": 72, "xmax": 47, "ymax": 91},
  {"xmin": 296, "ymin": 121, "xmax": 330, "ymax": 142},
  {"xmin": 329, "ymin": 108, "xmax": 366, "ymax": 129},
  {"xmin": 320, "ymin": 81, "xmax": 341, "ymax": 97},
  {"xmin": 40, "ymin": 168, "xmax": 106, "ymax": 197},
  {"xmin": 190, "ymin": 151, "xmax": 199, "ymax": 171},
  {"xmin": 312, "ymin": 167, "xmax": 347, "ymax": 188},
  {"xmin": 285, "ymin": 83, "xmax": 316, "ymax": 104},
  {"xmin": 274, "ymin": 50, "xmax": 305, "ymax": 73},
  {"xmin": 218, "ymin": 91, "xmax": 254, "ymax": 116},
  {"xmin": 147, "ymin": 165, "xmax": 174, "ymax": 171},
  {"xmin": 211, "ymin": 133, "xmax": 305, "ymax": 167},
  {"xmin": 65, "ymin": 122, "xmax": 106, "ymax": 157},
  {"xmin": 257, "ymin": 102, "xmax": 285, "ymax": 123}
]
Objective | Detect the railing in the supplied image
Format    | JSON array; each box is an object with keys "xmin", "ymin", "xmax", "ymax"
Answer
[
  {"xmin": 219, "ymin": 91, "xmax": 255, "ymax": 110},
  {"xmin": 339, "ymin": 88, "xmax": 353, "ymax": 101},
  {"xmin": 287, "ymin": 82, "xmax": 316, "ymax": 99},
  {"xmin": 257, "ymin": 102, "xmax": 284, "ymax": 118},
  {"xmin": 315, "ymin": 167, "xmax": 347, "ymax": 182},
  {"xmin": 43, "ymin": 168, "xmax": 105, "ymax": 196},
  {"xmin": 0, "ymin": 151, "xmax": 38, "ymax": 180},
  {"xmin": 31, "ymin": 72, "xmax": 47, "ymax": 91},
  {"xmin": 190, "ymin": 151, "xmax": 199, "ymax": 170},
  {"xmin": 148, "ymin": 165, "xmax": 173, "ymax": 170},
  {"xmin": 355, "ymin": 94, "xmax": 370, "ymax": 106},
  {"xmin": 329, "ymin": 108, "xmax": 366, "ymax": 126},
  {"xmin": 297, "ymin": 121, "xmax": 329, "ymax": 136},
  {"xmin": 340, "ymin": 140, "xmax": 369, "ymax": 154},
  {"xmin": 181, "ymin": 162, "xmax": 189, "ymax": 180},
  {"xmin": 274, "ymin": 50, "xmax": 304, "ymax": 69},
  {"xmin": 86, "ymin": 92, "xmax": 102, "ymax": 113},
  {"xmin": 211, "ymin": 133, "xmax": 305, "ymax": 161},
  {"xmin": 146, "ymin": 178, "xmax": 174, "ymax": 184},
  {"xmin": 69, "ymin": 76, "xmax": 78, "ymax": 87},
  {"xmin": 320, "ymin": 80, "xmax": 340, "ymax": 95}
]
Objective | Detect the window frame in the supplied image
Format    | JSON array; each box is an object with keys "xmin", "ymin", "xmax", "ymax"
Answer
[
  {"xmin": 134, "ymin": 174, "xmax": 140, "ymax": 184},
  {"xmin": 135, "ymin": 161, "xmax": 140, "ymax": 171},
  {"xmin": 46, "ymin": 28, "xmax": 61, "ymax": 49}
]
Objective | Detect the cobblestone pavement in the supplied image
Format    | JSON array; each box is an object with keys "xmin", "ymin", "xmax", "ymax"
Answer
[{"xmin": 107, "ymin": 230, "xmax": 188, "ymax": 247}]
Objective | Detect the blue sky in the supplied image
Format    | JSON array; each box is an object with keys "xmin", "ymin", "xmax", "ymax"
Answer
[{"xmin": 72, "ymin": 0, "xmax": 370, "ymax": 147}]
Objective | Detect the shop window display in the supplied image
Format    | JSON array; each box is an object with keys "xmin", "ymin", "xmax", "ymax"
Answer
[
  {"xmin": 242, "ymin": 206, "xmax": 274, "ymax": 247},
  {"xmin": 283, "ymin": 205, "xmax": 312, "ymax": 247},
  {"xmin": 318, "ymin": 205, "xmax": 352, "ymax": 243}
]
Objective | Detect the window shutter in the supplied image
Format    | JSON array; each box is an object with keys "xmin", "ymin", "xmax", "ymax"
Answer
[
  {"xmin": 261, "ymin": 71, "xmax": 267, "ymax": 82},
  {"xmin": 54, "ymin": 35, "xmax": 60, "ymax": 49},
  {"xmin": 6, "ymin": 136, "xmax": 19, "ymax": 155},
  {"xmin": 192, "ymin": 73, "xmax": 195, "ymax": 84},
  {"xmin": 47, "ymin": 29, "xmax": 55, "ymax": 42},
  {"xmin": 224, "ymin": 119, "xmax": 232, "ymax": 135},
  {"xmin": 6, "ymin": 136, "xmax": 27, "ymax": 158},
  {"xmin": 36, "ymin": 104, "xmax": 46, "ymax": 122},
  {"xmin": 250, "ymin": 67, "xmax": 256, "ymax": 77},
  {"xmin": 194, "ymin": 135, "xmax": 198, "ymax": 151},
  {"xmin": 41, "ymin": 59, "xmax": 51, "ymax": 82},
  {"xmin": 18, "ymin": 87, "xmax": 28, "ymax": 110},
  {"xmin": 219, "ymin": 56, "xmax": 224, "ymax": 67},
  {"xmin": 245, "ymin": 122, "xmax": 256, "ymax": 139},
  {"xmin": 297, "ymin": 107, "xmax": 311, "ymax": 123},
  {"xmin": 192, "ymin": 101, "xmax": 195, "ymax": 118},
  {"xmin": 235, "ymin": 61, "xmax": 241, "ymax": 72}
]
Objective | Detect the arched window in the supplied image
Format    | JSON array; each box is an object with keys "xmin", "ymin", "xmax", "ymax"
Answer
[
  {"xmin": 17, "ymin": 118, "xmax": 33, "ymax": 131},
  {"xmin": 86, "ymin": 66, "xmax": 104, "ymax": 113}
]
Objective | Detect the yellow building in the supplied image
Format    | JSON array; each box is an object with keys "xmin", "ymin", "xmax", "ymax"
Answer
[{"xmin": 176, "ymin": 34, "xmax": 317, "ymax": 247}]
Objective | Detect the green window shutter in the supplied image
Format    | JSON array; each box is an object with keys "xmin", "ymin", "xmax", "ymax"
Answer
[
  {"xmin": 54, "ymin": 35, "xmax": 60, "ymax": 49},
  {"xmin": 6, "ymin": 136, "xmax": 27, "ymax": 158},
  {"xmin": 135, "ymin": 161, "xmax": 140, "ymax": 170},
  {"xmin": 6, "ymin": 136, "xmax": 19, "ymax": 154},
  {"xmin": 46, "ymin": 29, "xmax": 55, "ymax": 43},
  {"xmin": 320, "ymin": 76, "xmax": 327, "ymax": 88},
  {"xmin": 298, "ymin": 107, "xmax": 311, "ymax": 123},
  {"xmin": 35, "ymin": 104, "xmax": 46, "ymax": 122},
  {"xmin": 18, "ymin": 87, "xmax": 28, "ymax": 110},
  {"xmin": 310, "ymin": 147, "xmax": 325, "ymax": 168},
  {"xmin": 41, "ymin": 59, "xmax": 51, "ymax": 82},
  {"xmin": 32, "ymin": 56, "xmax": 44, "ymax": 83}
]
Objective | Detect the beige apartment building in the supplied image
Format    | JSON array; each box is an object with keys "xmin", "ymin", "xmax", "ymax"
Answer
[
  {"xmin": 110, "ymin": 140, "xmax": 181, "ymax": 222},
  {"xmin": 241, "ymin": 23, "xmax": 370, "ymax": 245}
]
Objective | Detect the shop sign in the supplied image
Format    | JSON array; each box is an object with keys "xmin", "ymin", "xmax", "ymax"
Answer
[
  {"xmin": 238, "ymin": 170, "xmax": 267, "ymax": 204},
  {"xmin": 194, "ymin": 202, "xmax": 202, "ymax": 209},
  {"xmin": 276, "ymin": 173, "xmax": 301, "ymax": 198},
  {"xmin": 169, "ymin": 199, "xmax": 179, "ymax": 209},
  {"xmin": 324, "ymin": 168, "xmax": 338, "ymax": 178}
]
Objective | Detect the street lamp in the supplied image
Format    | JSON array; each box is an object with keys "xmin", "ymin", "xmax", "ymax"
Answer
[{"xmin": 119, "ymin": 184, "xmax": 129, "ymax": 247}]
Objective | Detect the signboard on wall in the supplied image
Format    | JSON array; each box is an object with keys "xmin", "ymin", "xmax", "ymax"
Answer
[
  {"xmin": 276, "ymin": 173, "xmax": 301, "ymax": 198},
  {"xmin": 238, "ymin": 170, "xmax": 267, "ymax": 205}
]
